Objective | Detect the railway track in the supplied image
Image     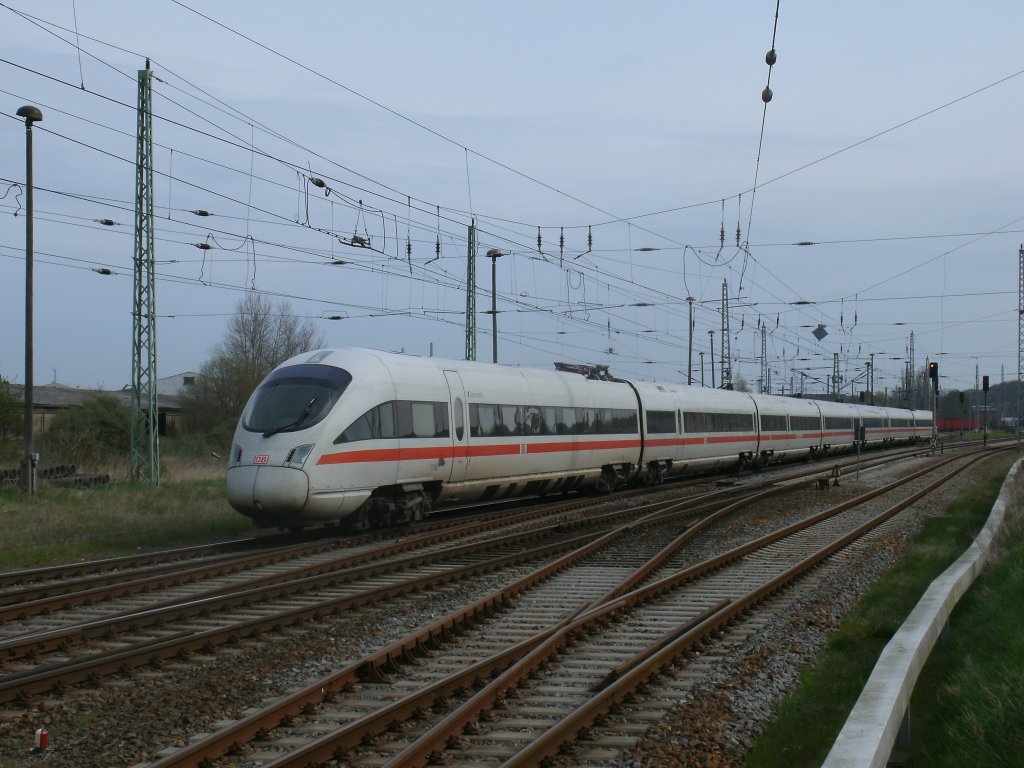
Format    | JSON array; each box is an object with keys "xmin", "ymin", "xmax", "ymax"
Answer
[
  {"xmin": 0, "ymin": 441, "xmax": 990, "ymax": 767},
  {"xmin": 0, "ymin": 440, "xmax": 946, "ymax": 616},
  {"xmin": 1, "ymin": 444, "xmax": 940, "ymax": 637},
  {"xmin": 132, "ymin": 447, "xmax": 998, "ymax": 768},
  {"xmin": 1, "ymin": 465, "xmax": 803, "ymax": 703},
  {"xmin": 0, "ymin": 447, "xmax": 964, "ymax": 706}
]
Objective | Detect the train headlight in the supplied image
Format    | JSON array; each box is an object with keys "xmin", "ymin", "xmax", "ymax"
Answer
[{"xmin": 285, "ymin": 443, "xmax": 315, "ymax": 468}]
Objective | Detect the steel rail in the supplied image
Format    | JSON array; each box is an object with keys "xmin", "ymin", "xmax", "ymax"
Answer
[
  {"xmin": 0, "ymin": 536, "xmax": 270, "ymax": 591},
  {"xmin": 0, "ymin": 492, "xmax": 696, "ymax": 664},
  {"xmin": 147, "ymin": 449, "xmax": 962, "ymax": 768},
  {"xmin": 0, "ymin": 438, "xmax": 943, "ymax": 597},
  {"xmin": 139, "ymin": 479, "xmax": 793, "ymax": 768},
  {"xmin": 0, "ymin": 470, "xmax": 725, "ymax": 625},
  {"xmin": 499, "ymin": 450, "xmax": 1006, "ymax": 767},
  {"xmin": 7, "ymin": 462, "xmax": 775, "ymax": 699},
  {"xmin": 0, "ymin": 461, "xmax": 797, "ymax": 663},
  {"xmin": 383, "ymin": 450, "xmax": 996, "ymax": 767},
  {"xmin": 0, "ymin": 537, "xmax": 380, "ymax": 620},
  {"xmin": 0, "ymin": 497, "xmax": 594, "ymax": 614}
]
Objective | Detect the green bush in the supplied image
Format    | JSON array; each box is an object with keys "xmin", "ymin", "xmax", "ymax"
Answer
[
  {"xmin": 0, "ymin": 376, "xmax": 21, "ymax": 442},
  {"xmin": 38, "ymin": 394, "xmax": 131, "ymax": 472},
  {"xmin": 162, "ymin": 422, "xmax": 236, "ymax": 459}
]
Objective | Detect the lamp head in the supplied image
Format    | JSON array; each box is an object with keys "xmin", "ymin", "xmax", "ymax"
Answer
[{"xmin": 17, "ymin": 105, "xmax": 42, "ymax": 122}]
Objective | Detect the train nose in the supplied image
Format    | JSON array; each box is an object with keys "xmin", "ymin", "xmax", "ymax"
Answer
[{"xmin": 227, "ymin": 465, "xmax": 310, "ymax": 516}]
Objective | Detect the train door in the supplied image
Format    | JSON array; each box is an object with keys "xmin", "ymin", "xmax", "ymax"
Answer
[
  {"xmin": 443, "ymin": 370, "xmax": 470, "ymax": 485},
  {"xmin": 749, "ymin": 394, "xmax": 763, "ymax": 458}
]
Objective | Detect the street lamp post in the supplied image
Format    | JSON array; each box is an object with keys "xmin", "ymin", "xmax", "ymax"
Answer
[
  {"xmin": 868, "ymin": 353, "xmax": 874, "ymax": 405},
  {"xmin": 708, "ymin": 330, "xmax": 716, "ymax": 388},
  {"xmin": 17, "ymin": 105, "xmax": 42, "ymax": 494},
  {"xmin": 486, "ymin": 249, "xmax": 502, "ymax": 363},
  {"xmin": 699, "ymin": 352, "xmax": 705, "ymax": 387}
]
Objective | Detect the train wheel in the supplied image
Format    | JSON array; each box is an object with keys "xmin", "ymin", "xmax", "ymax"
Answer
[
  {"xmin": 402, "ymin": 491, "xmax": 430, "ymax": 523},
  {"xmin": 595, "ymin": 467, "xmax": 618, "ymax": 494}
]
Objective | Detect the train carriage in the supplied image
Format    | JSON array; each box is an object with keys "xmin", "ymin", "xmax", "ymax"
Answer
[
  {"xmin": 672, "ymin": 386, "xmax": 759, "ymax": 473},
  {"xmin": 228, "ymin": 349, "xmax": 644, "ymax": 528},
  {"xmin": 751, "ymin": 394, "xmax": 824, "ymax": 465},
  {"xmin": 854, "ymin": 404, "xmax": 894, "ymax": 446},
  {"xmin": 911, "ymin": 409, "xmax": 934, "ymax": 441},
  {"xmin": 632, "ymin": 381, "xmax": 687, "ymax": 482},
  {"xmin": 227, "ymin": 348, "xmax": 933, "ymax": 529},
  {"xmin": 457, "ymin": 361, "xmax": 641, "ymax": 501},
  {"xmin": 816, "ymin": 399, "xmax": 859, "ymax": 454},
  {"xmin": 886, "ymin": 407, "xmax": 919, "ymax": 443}
]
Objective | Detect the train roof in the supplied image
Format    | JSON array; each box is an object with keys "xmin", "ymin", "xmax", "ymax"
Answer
[{"xmin": 272, "ymin": 350, "xmax": 932, "ymax": 417}]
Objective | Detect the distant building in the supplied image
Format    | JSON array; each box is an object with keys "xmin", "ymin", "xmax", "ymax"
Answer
[
  {"xmin": 10, "ymin": 373, "xmax": 199, "ymax": 438},
  {"xmin": 154, "ymin": 372, "xmax": 201, "ymax": 398}
]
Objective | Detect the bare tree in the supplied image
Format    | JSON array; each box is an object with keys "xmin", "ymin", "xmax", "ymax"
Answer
[
  {"xmin": 182, "ymin": 294, "xmax": 325, "ymax": 433},
  {"xmin": 220, "ymin": 293, "xmax": 323, "ymax": 377}
]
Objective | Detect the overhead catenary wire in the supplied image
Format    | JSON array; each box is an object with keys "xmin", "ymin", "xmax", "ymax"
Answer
[
  {"xmin": 6, "ymin": 3, "xmax": 1022, "ymax": 248},
  {"xmin": 1, "ymin": 4, "xmax": 1011, "ymax": 388}
]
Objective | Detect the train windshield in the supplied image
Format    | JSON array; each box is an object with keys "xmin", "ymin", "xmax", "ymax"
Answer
[{"xmin": 242, "ymin": 364, "xmax": 352, "ymax": 436}]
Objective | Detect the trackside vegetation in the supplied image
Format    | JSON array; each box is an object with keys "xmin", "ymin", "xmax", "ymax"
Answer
[
  {"xmin": 743, "ymin": 454, "xmax": 1020, "ymax": 768},
  {"xmin": 905, "ymin": 494, "xmax": 1024, "ymax": 767},
  {"xmin": 0, "ymin": 475, "xmax": 252, "ymax": 571}
]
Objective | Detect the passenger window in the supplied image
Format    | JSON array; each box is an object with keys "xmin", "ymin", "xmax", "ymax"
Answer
[
  {"xmin": 453, "ymin": 398, "xmax": 465, "ymax": 441},
  {"xmin": 543, "ymin": 407, "xmax": 557, "ymax": 435},
  {"xmin": 433, "ymin": 402, "xmax": 450, "ymax": 438},
  {"xmin": 474, "ymin": 404, "xmax": 498, "ymax": 437},
  {"xmin": 500, "ymin": 405, "xmax": 520, "ymax": 436},
  {"xmin": 522, "ymin": 406, "xmax": 544, "ymax": 435},
  {"xmin": 557, "ymin": 406, "xmax": 576, "ymax": 434},
  {"xmin": 646, "ymin": 410, "xmax": 676, "ymax": 434},
  {"xmin": 411, "ymin": 402, "xmax": 436, "ymax": 437},
  {"xmin": 378, "ymin": 402, "xmax": 395, "ymax": 438},
  {"xmin": 575, "ymin": 408, "xmax": 591, "ymax": 434}
]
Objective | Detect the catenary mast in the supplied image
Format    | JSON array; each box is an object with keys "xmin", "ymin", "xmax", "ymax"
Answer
[{"xmin": 130, "ymin": 60, "xmax": 159, "ymax": 485}]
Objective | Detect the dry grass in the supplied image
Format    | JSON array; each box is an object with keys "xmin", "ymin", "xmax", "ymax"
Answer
[
  {"xmin": 160, "ymin": 452, "xmax": 229, "ymax": 482},
  {"xmin": 0, "ymin": 474, "xmax": 253, "ymax": 571},
  {"xmin": 0, "ymin": 435, "xmax": 252, "ymax": 571},
  {"xmin": 56, "ymin": 452, "xmax": 228, "ymax": 483}
]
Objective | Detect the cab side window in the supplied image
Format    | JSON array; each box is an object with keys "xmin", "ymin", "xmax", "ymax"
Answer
[{"xmin": 335, "ymin": 402, "xmax": 396, "ymax": 444}]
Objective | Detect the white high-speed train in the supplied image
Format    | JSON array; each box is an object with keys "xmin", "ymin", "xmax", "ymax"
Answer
[{"xmin": 226, "ymin": 348, "xmax": 933, "ymax": 529}]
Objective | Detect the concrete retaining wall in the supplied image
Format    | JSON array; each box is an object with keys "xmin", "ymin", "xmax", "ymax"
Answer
[{"xmin": 821, "ymin": 457, "xmax": 1022, "ymax": 768}]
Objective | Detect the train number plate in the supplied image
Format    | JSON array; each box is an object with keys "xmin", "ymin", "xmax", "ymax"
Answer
[{"xmin": 253, "ymin": 454, "xmax": 270, "ymax": 465}]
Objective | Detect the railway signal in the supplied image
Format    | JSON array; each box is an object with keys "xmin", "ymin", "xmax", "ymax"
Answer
[
  {"xmin": 928, "ymin": 361, "xmax": 939, "ymax": 450},
  {"xmin": 983, "ymin": 375, "xmax": 990, "ymax": 446}
]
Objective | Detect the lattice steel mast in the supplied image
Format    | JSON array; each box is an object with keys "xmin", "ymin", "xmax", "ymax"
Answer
[
  {"xmin": 465, "ymin": 220, "xmax": 477, "ymax": 361},
  {"xmin": 130, "ymin": 60, "xmax": 159, "ymax": 485},
  {"xmin": 720, "ymin": 279, "xmax": 732, "ymax": 389},
  {"xmin": 908, "ymin": 331, "xmax": 916, "ymax": 407}
]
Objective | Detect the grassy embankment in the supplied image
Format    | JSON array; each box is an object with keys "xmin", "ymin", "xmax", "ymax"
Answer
[
  {"xmin": 0, "ymin": 451, "xmax": 252, "ymax": 571},
  {"xmin": 744, "ymin": 453, "xmax": 1023, "ymax": 767}
]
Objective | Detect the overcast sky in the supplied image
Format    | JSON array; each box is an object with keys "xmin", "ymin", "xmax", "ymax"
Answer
[{"xmin": 2, "ymin": 1, "xmax": 1023, "ymax": 401}]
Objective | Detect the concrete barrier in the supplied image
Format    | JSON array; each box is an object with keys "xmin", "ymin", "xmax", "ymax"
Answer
[{"xmin": 821, "ymin": 457, "xmax": 1021, "ymax": 768}]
